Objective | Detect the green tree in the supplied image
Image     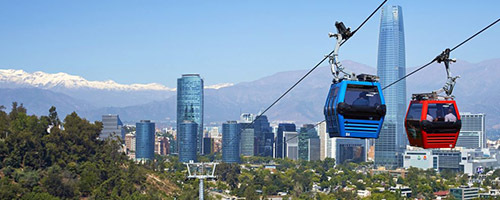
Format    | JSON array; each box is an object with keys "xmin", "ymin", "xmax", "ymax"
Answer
[
  {"xmin": 48, "ymin": 106, "xmax": 60, "ymax": 126},
  {"xmin": 216, "ymin": 163, "xmax": 240, "ymax": 189},
  {"xmin": 41, "ymin": 165, "xmax": 78, "ymax": 198},
  {"xmin": 8, "ymin": 102, "xmax": 26, "ymax": 121},
  {"xmin": 0, "ymin": 105, "xmax": 9, "ymax": 139},
  {"xmin": 21, "ymin": 192, "xmax": 60, "ymax": 200},
  {"xmin": 244, "ymin": 185, "xmax": 259, "ymax": 200},
  {"xmin": 0, "ymin": 176, "xmax": 23, "ymax": 199}
]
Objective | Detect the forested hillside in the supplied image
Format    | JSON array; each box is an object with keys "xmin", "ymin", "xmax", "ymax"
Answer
[{"xmin": 0, "ymin": 103, "xmax": 178, "ymax": 199}]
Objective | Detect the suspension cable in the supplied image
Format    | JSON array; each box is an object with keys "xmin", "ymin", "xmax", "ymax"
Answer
[
  {"xmin": 228, "ymin": 13, "xmax": 499, "ymax": 155},
  {"xmin": 279, "ymin": 17, "xmax": 500, "ymax": 148},
  {"xmin": 247, "ymin": 0, "xmax": 388, "ymax": 128},
  {"xmin": 383, "ymin": 18, "xmax": 499, "ymax": 90},
  {"xmin": 450, "ymin": 18, "xmax": 500, "ymax": 52},
  {"xmin": 227, "ymin": 0, "xmax": 388, "ymax": 151}
]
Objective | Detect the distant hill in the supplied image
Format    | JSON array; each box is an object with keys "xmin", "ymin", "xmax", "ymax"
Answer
[
  {"xmin": 1, "ymin": 59, "xmax": 499, "ymax": 129},
  {"xmin": 0, "ymin": 87, "xmax": 95, "ymax": 117}
]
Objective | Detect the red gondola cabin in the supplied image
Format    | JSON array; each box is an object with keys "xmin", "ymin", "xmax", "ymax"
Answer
[{"xmin": 405, "ymin": 95, "xmax": 461, "ymax": 149}]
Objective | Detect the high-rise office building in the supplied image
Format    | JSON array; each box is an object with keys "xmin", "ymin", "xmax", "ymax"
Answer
[
  {"xmin": 264, "ymin": 132, "xmax": 275, "ymax": 157},
  {"xmin": 178, "ymin": 120, "xmax": 198, "ymax": 163},
  {"xmin": 276, "ymin": 123, "xmax": 296, "ymax": 158},
  {"xmin": 239, "ymin": 114, "xmax": 255, "ymax": 157},
  {"xmin": 177, "ymin": 74, "xmax": 204, "ymax": 154},
  {"xmin": 240, "ymin": 126, "xmax": 254, "ymax": 156},
  {"xmin": 155, "ymin": 137, "xmax": 169, "ymax": 156},
  {"xmin": 308, "ymin": 137, "xmax": 321, "ymax": 161},
  {"xmin": 169, "ymin": 136, "xmax": 177, "ymax": 155},
  {"xmin": 100, "ymin": 114, "xmax": 125, "ymax": 140},
  {"xmin": 203, "ymin": 137, "xmax": 213, "ymax": 155},
  {"xmin": 125, "ymin": 133, "xmax": 136, "ymax": 152},
  {"xmin": 375, "ymin": 5, "xmax": 408, "ymax": 169},
  {"xmin": 136, "ymin": 120, "xmax": 155, "ymax": 161},
  {"xmin": 456, "ymin": 112, "xmax": 486, "ymax": 149},
  {"xmin": 253, "ymin": 115, "xmax": 273, "ymax": 157},
  {"xmin": 222, "ymin": 121, "xmax": 241, "ymax": 163},
  {"xmin": 285, "ymin": 131, "xmax": 299, "ymax": 160},
  {"xmin": 319, "ymin": 121, "xmax": 334, "ymax": 160},
  {"xmin": 319, "ymin": 121, "xmax": 368, "ymax": 163},
  {"xmin": 298, "ymin": 124, "xmax": 317, "ymax": 161}
]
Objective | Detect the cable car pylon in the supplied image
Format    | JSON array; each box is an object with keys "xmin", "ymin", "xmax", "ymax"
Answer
[{"xmin": 184, "ymin": 161, "xmax": 218, "ymax": 200}]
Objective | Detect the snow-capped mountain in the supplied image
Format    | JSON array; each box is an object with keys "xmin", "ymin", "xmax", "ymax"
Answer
[
  {"xmin": 0, "ymin": 69, "xmax": 234, "ymax": 92},
  {"xmin": 0, "ymin": 69, "xmax": 234, "ymax": 91},
  {"xmin": 0, "ymin": 69, "xmax": 175, "ymax": 91},
  {"xmin": 0, "ymin": 69, "xmax": 235, "ymax": 107},
  {"xmin": 204, "ymin": 83, "xmax": 234, "ymax": 90},
  {"xmin": 2, "ymin": 59, "xmax": 499, "ymax": 129}
]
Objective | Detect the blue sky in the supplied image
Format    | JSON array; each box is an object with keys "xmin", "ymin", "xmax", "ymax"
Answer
[{"xmin": 0, "ymin": 1, "xmax": 498, "ymax": 86}]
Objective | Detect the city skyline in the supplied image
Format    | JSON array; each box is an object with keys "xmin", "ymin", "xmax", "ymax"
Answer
[
  {"xmin": 0, "ymin": 1, "xmax": 499, "ymax": 87},
  {"xmin": 1, "ymin": 1, "xmax": 500, "ymax": 199}
]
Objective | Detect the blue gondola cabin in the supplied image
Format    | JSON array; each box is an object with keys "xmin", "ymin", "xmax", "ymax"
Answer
[{"xmin": 324, "ymin": 74, "xmax": 386, "ymax": 139}]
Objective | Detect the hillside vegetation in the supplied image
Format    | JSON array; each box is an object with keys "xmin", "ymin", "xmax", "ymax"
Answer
[{"xmin": 0, "ymin": 103, "xmax": 178, "ymax": 199}]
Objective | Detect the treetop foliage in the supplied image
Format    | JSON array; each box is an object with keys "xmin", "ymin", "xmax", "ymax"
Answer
[{"xmin": 0, "ymin": 103, "xmax": 177, "ymax": 199}]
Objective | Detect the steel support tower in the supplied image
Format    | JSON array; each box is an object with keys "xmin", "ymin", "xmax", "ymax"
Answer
[{"xmin": 184, "ymin": 161, "xmax": 218, "ymax": 200}]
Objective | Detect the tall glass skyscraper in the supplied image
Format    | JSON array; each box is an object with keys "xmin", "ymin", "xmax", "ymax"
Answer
[
  {"xmin": 375, "ymin": 5, "xmax": 408, "ymax": 169},
  {"xmin": 178, "ymin": 120, "xmax": 198, "ymax": 163},
  {"xmin": 222, "ymin": 121, "xmax": 241, "ymax": 163},
  {"xmin": 177, "ymin": 74, "xmax": 204, "ymax": 154},
  {"xmin": 136, "ymin": 120, "xmax": 155, "ymax": 161}
]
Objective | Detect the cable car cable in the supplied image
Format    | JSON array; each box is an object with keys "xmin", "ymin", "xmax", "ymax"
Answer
[
  {"xmin": 233, "ymin": 0, "xmax": 388, "ymax": 149},
  {"xmin": 342, "ymin": 0, "xmax": 388, "ymax": 46},
  {"xmin": 226, "ymin": 4, "xmax": 498, "ymax": 152},
  {"xmin": 245, "ymin": 0, "xmax": 388, "ymax": 128},
  {"xmin": 280, "ymin": 18, "xmax": 499, "ymax": 148},
  {"xmin": 285, "ymin": 17, "xmax": 500, "ymax": 144},
  {"xmin": 450, "ymin": 18, "xmax": 499, "ymax": 52},
  {"xmin": 382, "ymin": 18, "xmax": 499, "ymax": 91}
]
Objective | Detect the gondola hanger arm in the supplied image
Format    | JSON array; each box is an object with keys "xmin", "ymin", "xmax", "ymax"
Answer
[
  {"xmin": 432, "ymin": 48, "xmax": 460, "ymax": 98},
  {"xmin": 328, "ymin": 21, "xmax": 355, "ymax": 82}
]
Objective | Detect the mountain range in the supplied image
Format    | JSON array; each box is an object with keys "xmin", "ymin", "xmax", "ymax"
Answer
[{"xmin": 1, "ymin": 59, "xmax": 499, "ymax": 130}]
